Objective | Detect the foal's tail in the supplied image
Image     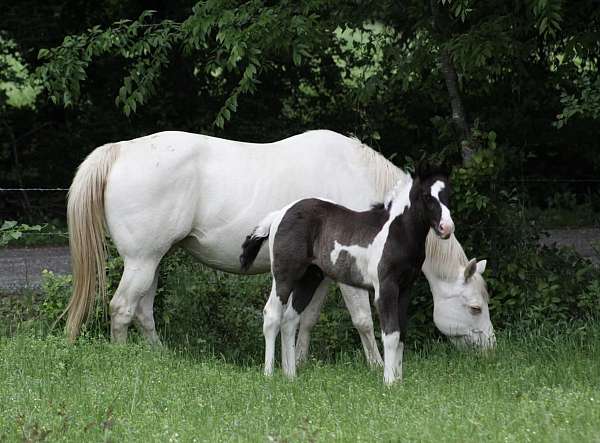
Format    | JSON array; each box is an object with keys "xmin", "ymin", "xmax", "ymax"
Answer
[
  {"xmin": 240, "ymin": 210, "xmax": 280, "ymax": 272},
  {"xmin": 64, "ymin": 143, "xmax": 120, "ymax": 341}
]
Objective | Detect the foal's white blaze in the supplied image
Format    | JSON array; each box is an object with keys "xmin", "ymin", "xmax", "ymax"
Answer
[
  {"xmin": 430, "ymin": 180, "xmax": 454, "ymax": 238},
  {"xmin": 370, "ymin": 177, "xmax": 413, "ymax": 301}
]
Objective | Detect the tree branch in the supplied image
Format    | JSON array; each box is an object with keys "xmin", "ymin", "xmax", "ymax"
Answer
[{"xmin": 430, "ymin": 0, "xmax": 473, "ymax": 163}]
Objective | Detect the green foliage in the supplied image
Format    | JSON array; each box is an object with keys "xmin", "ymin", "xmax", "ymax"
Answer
[
  {"xmin": 529, "ymin": 0, "xmax": 563, "ymax": 37},
  {"xmin": 37, "ymin": 11, "xmax": 181, "ymax": 116},
  {"xmin": 0, "ymin": 220, "xmax": 43, "ymax": 247},
  {"xmin": 443, "ymin": 129, "xmax": 600, "ymax": 329},
  {"xmin": 36, "ymin": 2, "xmax": 324, "ymax": 128},
  {"xmin": 39, "ymin": 270, "xmax": 71, "ymax": 327},
  {"xmin": 490, "ymin": 247, "xmax": 600, "ymax": 328},
  {"xmin": 555, "ymin": 74, "xmax": 600, "ymax": 128},
  {"xmin": 39, "ymin": 270, "xmax": 110, "ymax": 338},
  {"xmin": 0, "ymin": 36, "xmax": 41, "ymax": 110},
  {"xmin": 452, "ymin": 129, "xmax": 502, "ymax": 215}
]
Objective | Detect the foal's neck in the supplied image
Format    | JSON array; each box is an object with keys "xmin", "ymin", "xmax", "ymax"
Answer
[{"xmin": 388, "ymin": 194, "xmax": 431, "ymax": 246}]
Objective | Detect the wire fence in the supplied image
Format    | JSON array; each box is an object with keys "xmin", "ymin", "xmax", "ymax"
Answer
[
  {"xmin": 1, "ymin": 183, "xmax": 599, "ymax": 292},
  {"xmin": 1, "ymin": 182, "xmax": 598, "ymax": 239}
]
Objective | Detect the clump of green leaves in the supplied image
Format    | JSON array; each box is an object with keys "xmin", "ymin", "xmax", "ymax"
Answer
[
  {"xmin": 0, "ymin": 221, "xmax": 43, "ymax": 247},
  {"xmin": 0, "ymin": 36, "xmax": 41, "ymax": 110},
  {"xmin": 36, "ymin": 2, "xmax": 324, "ymax": 128},
  {"xmin": 555, "ymin": 74, "xmax": 600, "ymax": 128}
]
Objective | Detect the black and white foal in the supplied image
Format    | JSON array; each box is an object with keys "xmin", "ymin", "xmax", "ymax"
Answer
[{"xmin": 240, "ymin": 168, "xmax": 455, "ymax": 385}]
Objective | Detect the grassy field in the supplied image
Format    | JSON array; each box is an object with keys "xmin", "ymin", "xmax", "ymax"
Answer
[{"xmin": 0, "ymin": 325, "xmax": 599, "ymax": 442}]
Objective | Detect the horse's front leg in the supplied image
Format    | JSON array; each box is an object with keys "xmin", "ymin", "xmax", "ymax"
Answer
[
  {"xmin": 375, "ymin": 279, "xmax": 404, "ymax": 385},
  {"xmin": 339, "ymin": 284, "xmax": 383, "ymax": 367}
]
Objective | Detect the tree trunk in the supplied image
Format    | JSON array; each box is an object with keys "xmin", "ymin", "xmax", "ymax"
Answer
[{"xmin": 430, "ymin": 0, "xmax": 473, "ymax": 164}]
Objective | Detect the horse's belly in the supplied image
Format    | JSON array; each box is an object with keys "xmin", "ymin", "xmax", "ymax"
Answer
[{"xmin": 179, "ymin": 228, "xmax": 271, "ymax": 274}]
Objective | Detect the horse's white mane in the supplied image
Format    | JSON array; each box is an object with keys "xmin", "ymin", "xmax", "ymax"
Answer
[
  {"xmin": 425, "ymin": 232, "xmax": 488, "ymax": 297},
  {"xmin": 382, "ymin": 173, "xmax": 412, "ymax": 209},
  {"xmin": 424, "ymin": 232, "xmax": 469, "ymax": 280},
  {"xmin": 349, "ymin": 136, "xmax": 407, "ymax": 202}
]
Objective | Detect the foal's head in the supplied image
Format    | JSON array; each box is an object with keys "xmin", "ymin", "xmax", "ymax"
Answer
[{"xmin": 414, "ymin": 163, "xmax": 454, "ymax": 239}]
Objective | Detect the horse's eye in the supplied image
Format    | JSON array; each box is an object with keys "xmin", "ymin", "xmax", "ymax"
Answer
[{"xmin": 469, "ymin": 305, "xmax": 482, "ymax": 315}]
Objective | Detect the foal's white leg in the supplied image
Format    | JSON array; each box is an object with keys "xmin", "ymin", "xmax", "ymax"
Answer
[
  {"xmin": 133, "ymin": 269, "xmax": 161, "ymax": 346},
  {"xmin": 382, "ymin": 331, "xmax": 402, "ymax": 385},
  {"xmin": 339, "ymin": 284, "xmax": 383, "ymax": 367},
  {"xmin": 296, "ymin": 279, "xmax": 331, "ymax": 365},
  {"xmin": 263, "ymin": 284, "xmax": 284, "ymax": 376},
  {"xmin": 281, "ymin": 297, "xmax": 301, "ymax": 379},
  {"xmin": 110, "ymin": 258, "xmax": 160, "ymax": 343}
]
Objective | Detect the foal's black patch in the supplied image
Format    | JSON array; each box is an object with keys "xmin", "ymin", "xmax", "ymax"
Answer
[{"xmin": 291, "ymin": 265, "xmax": 324, "ymax": 313}]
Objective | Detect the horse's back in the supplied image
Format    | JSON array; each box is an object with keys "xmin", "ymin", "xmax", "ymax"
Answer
[
  {"xmin": 100, "ymin": 129, "xmax": 391, "ymax": 269},
  {"xmin": 104, "ymin": 131, "xmax": 208, "ymax": 257}
]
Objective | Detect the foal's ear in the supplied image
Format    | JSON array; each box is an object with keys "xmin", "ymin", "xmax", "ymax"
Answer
[
  {"xmin": 416, "ymin": 159, "xmax": 451, "ymax": 180},
  {"xmin": 464, "ymin": 258, "xmax": 478, "ymax": 281},
  {"xmin": 416, "ymin": 160, "xmax": 432, "ymax": 180}
]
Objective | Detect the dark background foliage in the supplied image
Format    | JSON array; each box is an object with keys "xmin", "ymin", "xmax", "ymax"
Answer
[{"xmin": 1, "ymin": 0, "xmax": 599, "ymax": 358}]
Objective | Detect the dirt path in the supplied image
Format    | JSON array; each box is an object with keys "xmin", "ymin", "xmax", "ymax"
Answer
[
  {"xmin": 0, "ymin": 246, "xmax": 70, "ymax": 292},
  {"xmin": 539, "ymin": 228, "xmax": 600, "ymax": 264},
  {"xmin": 1, "ymin": 228, "xmax": 599, "ymax": 292}
]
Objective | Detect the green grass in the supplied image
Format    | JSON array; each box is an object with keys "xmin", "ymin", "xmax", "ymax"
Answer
[{"xmin": 1, "ymin": 326, "xmax": 599, "ymax": 442}]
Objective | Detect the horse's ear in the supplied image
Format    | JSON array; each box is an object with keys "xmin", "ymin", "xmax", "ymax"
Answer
[
  {"xmin": 416, "ymin": 160, "xmax": 431, "ymax": 180},
  {"xmin": 464, "ymin": 258, "xmax": 478, "ymax": 281},
  {"xmin": 476, "ymin": 259, "xmax": 487, "ymax": 274}
]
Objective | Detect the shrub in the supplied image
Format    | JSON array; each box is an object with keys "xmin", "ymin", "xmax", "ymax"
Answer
[
  {"xmin": 0, "ymin": 220, "xmax": 43, "ymax": 247},
  {"xmin": 446, "ymin": 129, "xmax": 600, "ymax": 329}
]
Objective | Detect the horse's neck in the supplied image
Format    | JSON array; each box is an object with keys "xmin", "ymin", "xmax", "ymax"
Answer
[{"xmin": 422, "ymin": 232, "xmax": 469, "ymax": 283}]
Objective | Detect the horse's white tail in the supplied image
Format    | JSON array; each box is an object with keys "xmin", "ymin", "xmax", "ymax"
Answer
[
  {"xmin": 239, "ymin": 210, "xmax": 280, "ymax": 272},
  {"xmin": 65, "ymin": 143, "xmax": 120, "ymax": 341}
]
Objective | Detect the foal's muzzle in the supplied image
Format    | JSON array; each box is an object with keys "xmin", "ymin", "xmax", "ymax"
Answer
[{"xmin": 436, "ymin": 220, "xmax": 455, "ymax": 239}]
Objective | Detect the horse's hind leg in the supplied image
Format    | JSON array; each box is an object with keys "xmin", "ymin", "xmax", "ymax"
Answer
[
  {"xmin": 133, "ymin": 268, "xmax": 161, "ymax": 345},
  {"xmin": 110, "ymin": 257, "xmax": 160, "ymax": 343},
  {"xmin": 281, "ymin": 265, "xmax": 324, "ymax": 378},
  {"xmin": 339, "ymin": 284, "xmax": 383, "ymax": 367},
  {"xmin": 295, "ymin": 278, "xmax": 331, "ymax": 365}
]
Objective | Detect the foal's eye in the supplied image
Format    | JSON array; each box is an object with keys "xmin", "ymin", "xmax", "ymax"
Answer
[{"xmin": 469, "ymin": 305, "xmax": 482, "ymax": 315}]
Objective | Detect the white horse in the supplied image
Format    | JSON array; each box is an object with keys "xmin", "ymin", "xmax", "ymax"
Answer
[{"xmin": 66, "ymin": 130, "xmax": 495, "ymax": 363}]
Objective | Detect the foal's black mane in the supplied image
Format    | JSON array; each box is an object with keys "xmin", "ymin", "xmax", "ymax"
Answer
[
  {"xmin": 370, "ymin": 162, "xmax": 451, "ymax": 213},
  {"xmin": 370, "ymin": 202, "xmax": 388, "ymax": 211}
]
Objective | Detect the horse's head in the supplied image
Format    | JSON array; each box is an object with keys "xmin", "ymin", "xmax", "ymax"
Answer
[
  {"xmin": 430, "ymin": 258, "xmax": 496, "ymax": 349},
  {"xmin": 415, "ymin": 163, "xmax": 454, "ymax": 239}
]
